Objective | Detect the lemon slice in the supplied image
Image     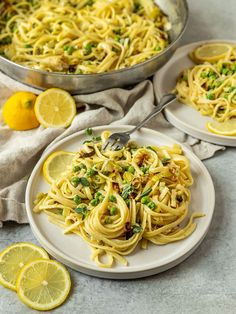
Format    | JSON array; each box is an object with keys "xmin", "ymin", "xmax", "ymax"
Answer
[
  {"xmin": 43, "ymin": 151, "xmax": 75, "ymax": 184},
  {"xmin": 16, "ymin": 259, "xmax": 71, "ymax": 311},
  {"xmin": 207, "ymin": 120, "xmax": 236, "ymax": 136},
  {"xmin": 0, "ymin": 243, "xmax": 49, "ymax": 291},
  {"xmin": 191, "ymin": 43, "xmax": 231, "ymax": 63},
  {"xmin": 35, "ymin": 88, "xmax": 76, "ymax": 128}
]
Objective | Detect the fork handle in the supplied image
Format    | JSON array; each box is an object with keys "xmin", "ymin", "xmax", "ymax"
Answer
[{"xmin": 125, "ymin": 93, "xmax": 176, "ymax": 135}]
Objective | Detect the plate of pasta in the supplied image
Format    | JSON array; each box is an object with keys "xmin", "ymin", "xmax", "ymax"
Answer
[
  {"xmin": 154, "ymin": 40, "xmax": 236, "ymax": 146},
  {"xmin": 25, "ymin": 126, "xmax": 214, "ymax": 279}
]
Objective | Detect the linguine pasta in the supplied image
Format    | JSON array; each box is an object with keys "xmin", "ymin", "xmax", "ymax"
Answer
[
  {"xmin": 0, "ymin": 0, "xmax": 170, "ymax": 74},
  {"xmin": 33, "ymin": 130, "xmax": 203, "ymax": 268},
  {"xmin": 175, "ymin": 44, "xmax": 236, "ymax": 122}
]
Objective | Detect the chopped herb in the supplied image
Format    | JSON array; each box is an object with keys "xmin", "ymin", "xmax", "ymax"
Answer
[
  {"xmin": 140, "ymin": 188, "xmax": 152, "ymax": 198},
  {"xmin": 83, "ymin": 140, "xmax": 93, "ymax": 144},
  {"xmin": 0, "ymin": 36, "xmax": 12, "ymax": 45},
  {"xmin": 74, "ymin": 195, "xmax": 81, "ymax": 204},
  {"xmin": 221, "ymin": 67, "xmax": 229, "ymax": 75},
  {"xmin": 85, "ymin": 127, "xmax": 93, "ymax": 136},
  {"xmin": 162, "ymin": 157, "xmax": 171, "ymax": 165},
  {"xmin": 71, "ymin": 177, "xmax": 80, "ymax": 187},
  {"xmin": 132, "ymin": 224, "xmax": 143, "ymax": 234},
  {"xmin": 140, "ymin": 166, "xmax": 149, "ymax": 174},
  {"xmin": 121, "ymin": 184, "xmax": 134, "ymax": 199},
  {"xmin": 125, "ymin": 199, "xmax": 130, "ymax": 206},
  {"xmin": 92, "ymin": 136, "xmax": 102, "ymax": 142},
  {"xmin": 104, "ymin": 216, "xmax": 111, "ymax": 224},
  {"xmin": 86, "ymin": 0, "xmax": 94, "ymax": 6},
  {"xmin": 113, "ymin": 29, "xmax": 121, "ymax": 35},
  {"xmin": 147, "ymin": 201, "xmax": 156, "ymax": 210},
  {"xmin": 227, "ymin": 86, "xmax": 236, "ymax": 93},
  {"xmin": 133, "ymin": 2, "xmax": 141, "ymax": 13},
  {"xmin": 76, "ymin": 69, "xmax": 83, "ymax": 74},
  {"xmin": 147, "ymin": 146, "xmax": 156, "ymax": 152},
  {"xmin": 102, "ymin": 171, "xmax": 110, "ymax": 176},
  {"xmin": 141, "ymin": 196, "xmax": 150, "ymax": 204},
  {"xmin": 127, "ymin": 166, "xmax": 135, "ymax": 174},
  {"xmin": 24, "ymin": 44, "xmax": 32, "ymax": 48},
  {"xmin": 79, "ymin": 177, "xmax": 90, "ymax": 187},
  {"xmin": 109, "ymin": 195, "xmax": 117, "ymax": 203},
  {"xmin": 114, "ymin": 34, "xmax": 121, "ymax": 42},
  {"xmin": 110, "ymin": 206, "xmax": 117, "ymax": 215}
]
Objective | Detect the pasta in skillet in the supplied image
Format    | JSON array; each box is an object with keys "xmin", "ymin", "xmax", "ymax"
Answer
[{"xmin": 0, "ymin": 0, "xmax": 170, "ymax": 73}]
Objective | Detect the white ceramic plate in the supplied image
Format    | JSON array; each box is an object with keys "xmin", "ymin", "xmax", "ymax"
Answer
[
  {"xmin": 154, "ymin": 40, "xmax": 236, "ymax": 147},
  {"xmin": 25, "ymin": 126, "xmax": 215, "ymax": 279}
]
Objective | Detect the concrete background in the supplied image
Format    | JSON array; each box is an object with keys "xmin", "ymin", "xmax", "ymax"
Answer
[{"xmin": 1, "ymin": 0, "xmax": 236, "ymax": 313}]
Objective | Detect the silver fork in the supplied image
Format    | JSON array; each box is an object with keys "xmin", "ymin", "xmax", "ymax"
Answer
[{"xmin": 102, "ymin": 93, "xmax": 176, "ymax": 151}]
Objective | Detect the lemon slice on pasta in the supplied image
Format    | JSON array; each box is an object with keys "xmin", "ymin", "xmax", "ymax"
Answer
[
  {"xmin": 43, "ymin": 151, "xmax": 75, "ymax": 184},
  {"xmin": 35, "ymin": 88, "xmax": 76, "ymax": 128},
  {"xmin": 16, "ymin": 259, "xmax": 71, "ymax": 311},
  {"xmin": 191, "ymin": 43, "xmax": 231, "ymax": 63},
  {"xmin": 207, "ymin": 120, "xmax": 236, "ymax": 136}
]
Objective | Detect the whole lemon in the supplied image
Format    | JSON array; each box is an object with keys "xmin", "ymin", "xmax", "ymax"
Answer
[{"xmin": 2, "ymin": 91, "xmax": 39, "ymax": 131}]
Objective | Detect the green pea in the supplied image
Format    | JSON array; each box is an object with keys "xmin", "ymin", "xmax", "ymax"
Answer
[
  {"xmin": 109, "ymin": 195, "xmax": 117, "ymax": 202},
  {"xmin": 147, "ymin": 201, "xmax": 156, "ymax": 210},
  {"xmin": 87, "ymin": 168, "xmax": 96, "ymax": 177},
  {"xmin": 71, "ymin": 177, "xmax": 80, "ymax": 187},
  {"xmin": 206, "ymin": 93, "xmax": 214, "ymax": 100},
  {"xmin": 110, "ymin": 206, "xmax": 117, "ymax": 215},
  {"xmin": 141, "ymin": 196, "xmax": 150, "ymax": 204},
  {"xmin": 95, "ymin": 192, "xmax": 102, "ymax": 198},
  {"xmin": 74, "ymin": 195, "xmax": 81, "ymax": 204},
  {"xmin": 73, "ymin": 165, "xmax": 81, "ymax": 172},
  {"xmin": 90, "ymin": 198, "xmax": 99, "ymax": 206},
  {"xmin": 127, "ymin": 166, "xmax": 135, "ymax": 174},
  {"xmin": 200, "ymin": 72, "xmax": 208, "ymax": 79}
]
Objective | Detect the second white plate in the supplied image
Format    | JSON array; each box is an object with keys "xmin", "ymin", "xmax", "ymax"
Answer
[
  {"xmin": 25, "ymin": 126, "xmax": 215, "ymax": 279},
  {"xmin": 154, "ymin": 40, "xmax": 236, "ymax": 147}
]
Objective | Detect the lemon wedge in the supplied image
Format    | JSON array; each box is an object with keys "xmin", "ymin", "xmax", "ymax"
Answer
[
  {"xmin": 43, "ymin": 151, "xmax": 75, "ymax": 184},
  {"xmin": 207, "ymin": 120, "xmax": 236, "ymax": 136},
  {"xmin": 35, "ymin": 88, "xmax": 76, "ymax": 128},
  {"xmin": 190, "ymin": 43, "xmax": 231, "ymax": 63},
  {"xmin": 0, "ymin": 242, "xmax": 49, "ymax": 291},
  {"xmin": 16, "ymin": 259, "xmax": 71, "ymax": 311}
]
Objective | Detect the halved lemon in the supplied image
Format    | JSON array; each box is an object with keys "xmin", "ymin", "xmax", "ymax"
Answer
[
  {"xmin": 191, "ymin": 43, "xmax": 231, "ymax": 63},
  {"xmin": 207, "ymin": 119, "xmax": 236, "ymax": 136},
  {"xmin": 16, "ymin": 259, "xmax": 71, "ymax": 311},
  {"xmin": 43, "ymin": 151, "xmax": 75, "ymax": 184},
  {"xmin": 0, "ymin": 242, "xmax": 49, "ymax": 291},
  {"xmin": 35, "ymin": 88, "xmax": 76, "ymax": 128}
]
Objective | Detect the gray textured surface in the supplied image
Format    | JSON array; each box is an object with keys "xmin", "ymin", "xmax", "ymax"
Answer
[{"xmin": 1, "ymin": 0, "xmax": 236, "ymax": 313}]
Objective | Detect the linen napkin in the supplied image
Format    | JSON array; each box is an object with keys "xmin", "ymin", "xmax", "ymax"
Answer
[{"xmin": 0, "ymin": 72, "xmax": 224, "ymax": 226}]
